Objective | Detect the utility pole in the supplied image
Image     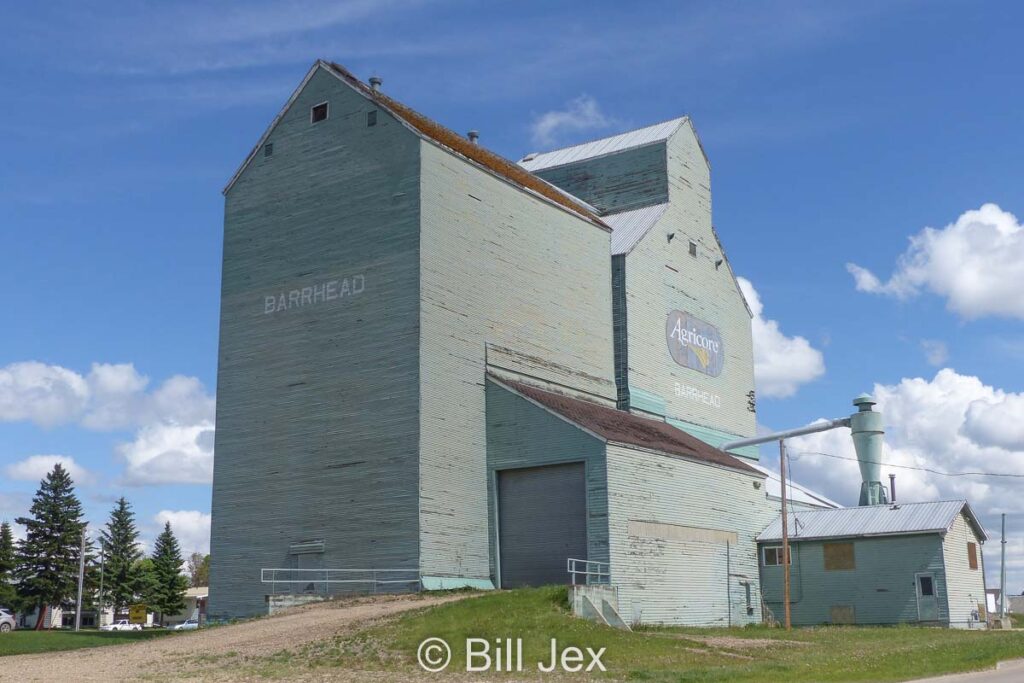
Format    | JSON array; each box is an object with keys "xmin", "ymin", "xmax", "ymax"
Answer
[
  {"xmin": 98, "ymin": 543, "xmax": 106, "ymax": 627},
  {"xmin": 1000, "ymin": 513, "xmax": 1007, "ymax": 619},
  {"xmin": 74, "ymin": 527, "xmax": 86, "ymax": 632},
  {"xmin": 780, "ymin": 440, "xmax": 791, "ymax": 630}
]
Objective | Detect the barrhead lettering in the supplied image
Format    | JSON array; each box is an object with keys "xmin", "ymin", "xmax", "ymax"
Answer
[{"xmin": 264, "ymin": 274, "xmax": 365, "ymax": 314}]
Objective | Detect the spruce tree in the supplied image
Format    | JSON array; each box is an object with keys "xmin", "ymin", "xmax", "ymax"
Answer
[
  {"xmin": 149, "ymin": 522, "xmax": 188, "ymax": 625},
  {"xmin": 0, "ymin": 521, "xmax": 16, "ymax": 608},
  {"xmin": 14, "ymin": 464, "xmax": 86, "ymax": 629},
  {"xmin": 99, "ymin": 497, "xmax": 143, "ymax": 613}
]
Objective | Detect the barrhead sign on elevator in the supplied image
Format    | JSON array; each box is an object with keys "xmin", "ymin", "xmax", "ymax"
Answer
[
  {"xmin": 666, "ymin": 310, "xmax": 723, "ymax": 377},
  {"xmin": 263, "ymin": 274, "xmax": 365, "ymax": 314}
]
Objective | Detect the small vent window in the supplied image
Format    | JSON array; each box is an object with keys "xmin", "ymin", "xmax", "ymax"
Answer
[
  {"xmin": 311, "ymin": 102, "xmax": 329, "ymax": 123},
  {"xmin": 689, "ymin": 240, "xmax": 698, "ymax": 258},
  {"xmin": 264, "ymin": 143, "xmax": 274, "ymax": 157},
  {"xmin": 968, "ymin": 542, "xmax": 978, "ymax": 570},
  {"xmin": 762, "ymin": 545, "xmax": 789, "ymax": 566},
  {"xmin": 367, "ymin": 110, "xmax": 377, "ymax": 127}
]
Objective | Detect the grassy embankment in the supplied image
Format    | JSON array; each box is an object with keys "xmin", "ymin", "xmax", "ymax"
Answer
[
  {"xmin": 0, "ymin": 628, "xmax": 171, "ymax": 657},
  {"xmin": 249, "ymin": 586, "xmax": 1024, "ymax": 682}
]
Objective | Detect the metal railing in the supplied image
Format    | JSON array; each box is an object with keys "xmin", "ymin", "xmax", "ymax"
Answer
[
  {"xmin": 260, "ymin": 568, "xmax": 421, "ymax": 595},
  {"xmin": 566, "ymin": 558, "xmax": 610, "ymax": 586}
]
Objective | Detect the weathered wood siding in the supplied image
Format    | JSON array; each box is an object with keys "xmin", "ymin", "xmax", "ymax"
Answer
[
  {"xmin": 941, "ymin": 512, "xmax": 988, "ymax": 627},
  {"xmin": 532, "ymin": 143, "xmax": 668, "ymax": 214},
  {"xmin": 418, "ymin": 142, "xmax": 616, "ymax": 582},
  {"xmin": 210, "ymin": 67, "xmax": 422, "ymax": 620},
  {"xmin": 622, "ymin": 122, "xmax": 756, "ymax": 443},
  {"xmin": 484, "ymin": 380, "xmax": 609, "ymax": 585},
  {"xmin": 605, "ymin": 444, "xmax": 766, "ymax": 626},
  {"xmin": 760, "ymin": 535, "xmax": 949, "ymax": 625}
]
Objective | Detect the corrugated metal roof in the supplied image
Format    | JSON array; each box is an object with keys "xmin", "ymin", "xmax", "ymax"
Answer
[
  {"xmin": 757, "ymin": 500, "xmax": 987, "ymax": 543},
  {"xmin": 748, "ymin": 462, "xmax": 840, "ymax": 509},
  {"xmin": 606, "ymin": 203, "xmax": 669, "ymax": 255},
  {"xmin": 518, "ymin": 117, "xmax": 688, "ymax": 172}
]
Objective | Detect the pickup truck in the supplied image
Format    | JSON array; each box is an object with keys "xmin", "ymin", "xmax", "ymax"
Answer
[{"xmin": 101, "ymin": 619, "xmax": 141, "ymax": 632}]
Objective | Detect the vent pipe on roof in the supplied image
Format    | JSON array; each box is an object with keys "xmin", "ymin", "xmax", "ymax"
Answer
[
  {"xmin": 851, "ymin": 394, "xmax": 889, "ymax": 506},
  {"xmin": 369, "ymin": 76, "xmax": 383, "ymax": 92},
  {"xmin": 889, "ymin": 473, "xmax": 896, "ymax": 503},
  {"xmin": 467, "ymin": 130, "xmax": 479, "ymax": 144}
]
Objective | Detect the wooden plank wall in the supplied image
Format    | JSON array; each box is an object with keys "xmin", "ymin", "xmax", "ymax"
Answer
[{"xmin": 941, "ymin": 512, "xmax": 988, "ymax": 627}]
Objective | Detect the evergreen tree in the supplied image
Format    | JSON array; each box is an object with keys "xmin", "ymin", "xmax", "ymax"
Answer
[
  {"xmin": 0, "ymin": 522, "xmax": 17, "ymax": 608},
  {"xmin": 98, "ymin": 497, "xmax": 143, "ymax": 613},
  {"xmin": 14, "ymin": 464, "xmax": 86, "ymax": 629},
  {"xmin": 149, "ymin": 522, "xmax": 188, "ymax": 624}
]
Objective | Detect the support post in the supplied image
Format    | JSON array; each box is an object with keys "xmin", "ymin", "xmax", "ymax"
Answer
[
  {"xmin": 74, "ymin": 528, "xmax": 86, "ymax": 632},
  {"xmin": 780, "ymin": 440, "xmax": 791, "ymax": 630},
  {"xmin": 1000, "ymin": 513, "xmax": 1007, "ymax": 619}
]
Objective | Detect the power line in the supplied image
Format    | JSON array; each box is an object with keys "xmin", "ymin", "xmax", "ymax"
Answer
[{"xmin": 790, "ymin": 450, "xmax": 1024, "ymax": 479}]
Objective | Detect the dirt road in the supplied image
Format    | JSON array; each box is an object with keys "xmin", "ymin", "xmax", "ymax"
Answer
[{"xmin": 4, "ymin": 594, "xmax": 468, "ymax": 682}]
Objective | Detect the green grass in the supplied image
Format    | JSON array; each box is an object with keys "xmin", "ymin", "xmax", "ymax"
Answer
[
  {"xmin": 250, "ymin": 587, "xmax": 1024, "ymax": 682},
  {"xmin": 0, "ymin": 628, "xmax": 172, "ymax": 657}
]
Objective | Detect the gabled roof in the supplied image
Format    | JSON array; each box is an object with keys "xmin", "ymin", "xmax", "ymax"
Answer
[
  {"xmin": 518, "ymin": 117, "xmax": 689, "ymax": 172},
  {"xmin": 492, "ymin": 376, "xmax": 760, "ymax": 475},
  {"xmin": 757, "ymin": 500, "xmax": 987, "ymax": 543},
  {"xmin": 224, "ymin": 61, "xmax": 606, "ymax": 231},
  {"xmin": 748, "ymin": 462, "xmax": 840, "ymax": 509},
  {"xmin": 606, "ymin": 203, "xmax": 670, "ymax": 255}
]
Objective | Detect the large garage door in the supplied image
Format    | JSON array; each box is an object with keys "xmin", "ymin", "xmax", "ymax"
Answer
[{"xmin": 498, "ymin": 462, "xmax": 587, "ymax": 588}]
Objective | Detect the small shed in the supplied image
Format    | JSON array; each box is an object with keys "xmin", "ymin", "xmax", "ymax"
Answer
[{"xmin": 757, "ymin": 501, "xmax": 988, "ymax": 628}]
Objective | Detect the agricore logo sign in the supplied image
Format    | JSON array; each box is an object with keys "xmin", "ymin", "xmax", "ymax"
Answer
[{"xmin": 666, "ymin": 310, "xmax": 723, "ymax": 377}]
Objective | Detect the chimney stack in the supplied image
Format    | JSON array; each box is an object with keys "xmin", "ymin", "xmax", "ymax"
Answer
[
  {"xmin": 851, "ymin": 394, "xmax": 888, "ymax": 506},
  {"xmin": 369, "ymin": 76, "xmax": 383, "ymax": 92},
  {"xmin": 467, "ymin": 130, "xmax": 479, "ymax": 144},
  {"xmin": 889, "ymin": 473, "xmax": 896, "ymax": 503}
]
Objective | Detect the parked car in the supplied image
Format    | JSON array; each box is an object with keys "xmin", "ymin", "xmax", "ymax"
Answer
[
  {"xmin": 100, "ymin": 619, "xmax": 141, "ymax": 632},
  {"xmin": 172, "ymin": 619, "xmax": 199, "ymax": 631},
  {"xmin": 0, "ymin": 609, "xmax": 15, "ymax": 633}
]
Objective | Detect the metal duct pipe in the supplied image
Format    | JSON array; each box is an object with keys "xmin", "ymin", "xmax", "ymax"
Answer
[
  {"xmin": 851, "ymin": 394, "xmax": 888, "ymax": 506},
  {"xmin": 889, "ymin": 473, "xmax": 896, "ymax": 502},
  {"xmin": 720, "ymin": 418, "xmax": 850, "ymax": 451}
]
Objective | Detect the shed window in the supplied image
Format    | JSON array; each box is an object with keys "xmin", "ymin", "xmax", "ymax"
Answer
[
  {"xmin": 762, "ymin": 545, "xmax": 789, "ymax": 566},
  {"xmin": 968, "ymin": 542, "xmax": 978, "ymax": 570},
  {"xmin": 824, "ymin": 542, "xmax": 856, "ymax": 570},
  {"xmin": 689, "ymin": 240, "xmax": 698, "ymax": 258},
  {"xmin": 919, "ymin": 574, "xmax": 934, "ymax": 597},
  {"xmin": 311, "ymin": 102, "xmax": 329, "ymax": 123}
]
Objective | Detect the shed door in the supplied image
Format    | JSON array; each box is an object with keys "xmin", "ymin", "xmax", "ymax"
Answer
[
  {"xmin": 498, "ymin": 462, "xmax": 587, "ymax": 588},
  {"xmin": 916, "ymin": 572, "xmax": 939, "ymax": 621}
]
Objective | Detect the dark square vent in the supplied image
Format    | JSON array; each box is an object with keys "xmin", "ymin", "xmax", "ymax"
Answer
[
  {"xmin": 311, "ymin": 102, "xmax": 328, "ymax": 123},
  {"xmin": 367, "ymin": 110, "xmax": 377, "ymax": 127},
  {"xmin": 264, "ymin": 143, "xmax": 273, "ymax": 157}
]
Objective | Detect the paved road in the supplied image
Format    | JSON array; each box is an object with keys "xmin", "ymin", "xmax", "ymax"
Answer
[{"xmin": 909, "ymin": 659, "xmax": 1024, "ymax": 683}]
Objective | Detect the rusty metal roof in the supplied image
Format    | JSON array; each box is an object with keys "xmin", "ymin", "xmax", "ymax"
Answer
[
  {"xmin": 757, "ymin": 500, "xmax": 987, "ymax": 543},
  {"xmin": 495, "ymin": 377, "xmax": 760, "ymax": 475}
]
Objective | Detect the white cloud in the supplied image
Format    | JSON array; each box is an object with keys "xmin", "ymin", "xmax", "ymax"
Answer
[
  {"xmin": 154, "ymin": 510, "xmax": 211, "ymax": 556},
  {"xmin": 5, "ymin": 455, "xmax": 94, "ymax": 485},
  {"xmin": 847, "ymin": 204, "xmax": 1024, "ymax": 319},
  {"xmin": 737, "ymin": 277, "xmax": 825, "ymax": 398},
  {"xmin": 0, "ymin": 362, "xmax": 90, "ymax": 427},
  {"xmin": 920, "ymin": 339, "xmax": 949, "ymax": 367},
  {"xmin": 119, "ymin": 421, "xmax": 216, "ymax": 486},
  {"xmin": 530, "ymin": 95, "xmax": 613, "ymax": 147},
  {"xmin": 780, "ymin": 369, "xmax": 1024, "ymax": 591}
]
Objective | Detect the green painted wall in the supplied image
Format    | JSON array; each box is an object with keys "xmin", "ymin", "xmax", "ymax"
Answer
[
  {"xmin": 532, "ymin": 142, "xmax": 669, "ymax": 214},
  {"xmin": 759, "ymin": 535, "xmax": 949, "ymax": 626},
  {"xmin": 418, "ymin": 141, "xmax": 617, "ymax": 582},
  {"xmin": 210, "ymin": 66, "xmax": 422, "ymax": 620},
  {"xmin": 484, "ymin": 380, "xmax": 609, "ymax": 585}
]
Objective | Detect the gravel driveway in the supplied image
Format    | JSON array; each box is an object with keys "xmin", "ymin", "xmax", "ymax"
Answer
[{"xmin": 3, "ymin": 594, "xmax": 469, "ymax": 682}]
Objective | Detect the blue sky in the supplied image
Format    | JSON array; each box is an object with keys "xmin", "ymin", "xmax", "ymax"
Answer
[{"xmin": 2, "ymin": 1, "xmax": 1023, "ymax": 590}]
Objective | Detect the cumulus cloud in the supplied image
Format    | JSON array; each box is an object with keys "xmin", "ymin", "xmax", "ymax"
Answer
[
  {"xmin": 119, "ymin": 421, "xmax": 215, "ymax": 486},
  {"xmin": 737, "ymin": 277, "xmax": 825, "ymax": 398},
  {"xmin": 530, "ymin": 95, "xmax": 613, "ymax": 147},
  {"xmin": 920, "ymin": 339, "xmax": 949, "ymax": 367},
  {"xmin": 847, "ymin": 204, "xmax": 1024, "ymax": 319},
  {"xmin": 0, "ymin": 362, "xmax": 90, "ymax": 427},
  {"xmin": 154, "ymin": 510, "xmax": 211, "ymax": 556},
  {"xmin": 780, "ymin": 369, "xmax": 1024, "ymax": 588},
  {"xmin": 5, "ymin": 455, "xmax": 94, "ymax": 485}
]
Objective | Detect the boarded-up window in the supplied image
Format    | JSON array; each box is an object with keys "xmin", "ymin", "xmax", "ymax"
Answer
[
  {"xmin": 968, "ymin": 542, "xmax": 978, "ymax": 570},
  {"xmin": 823, "ymin": 542, "xmax": 856, "ymax": 570}
]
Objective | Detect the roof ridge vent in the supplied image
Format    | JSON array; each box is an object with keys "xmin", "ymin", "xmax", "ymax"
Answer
[
  {"xmin": 369, "ymin": 76, "xmax": 383, "ymax": 92},
  {"xmin": 467, "ymin": 130, "xmax": 479, "ymax": 144}
]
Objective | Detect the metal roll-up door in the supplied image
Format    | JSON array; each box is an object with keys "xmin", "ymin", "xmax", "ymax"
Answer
[{"xmin": 497, "ymin": 462, "xmax": 587, "ymax": 588}]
